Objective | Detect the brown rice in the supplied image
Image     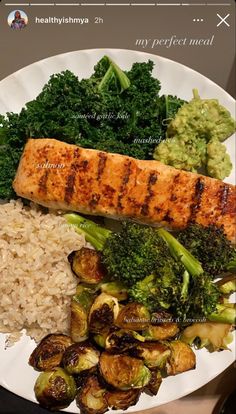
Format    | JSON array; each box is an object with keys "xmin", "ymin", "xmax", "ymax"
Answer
[{"xmin": 0, "ymin": 199, "xmax": 85, "ymax": 343}]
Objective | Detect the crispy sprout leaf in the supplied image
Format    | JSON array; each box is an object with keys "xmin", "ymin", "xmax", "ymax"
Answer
[
  {"xmin": 105, "ymin": 388, "xmax": 141, "ymax": 410},
  {"xmin": 76, "ymin": 375, "xmax": 108, "ymax": 414},
  {"xmin": 29, "ymin": 334, "xmax": 73, "ymax": 371},
  {"xmin": 166, "ymin": 340, "xmax": 196, "ymax": 375},
  {"xmin": 34, "ymin": 367, "xmax": 76, "ymax": 411},
  {"xmin": 180, "ymin": 322, "xmax": 233, "ymax": 352},
  {"xmin": 99, "ymin": 352, "xmax": 151, "ymax": 390},
  {"xmin": 63, "ymin": 343, "xmax": 100, "ymax": 374}
]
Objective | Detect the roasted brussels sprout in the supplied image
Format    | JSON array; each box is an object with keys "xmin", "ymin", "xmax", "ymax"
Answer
[
  {"xmin": 76, "ymin": 375, "xmax": 108, "ymax": 414},
  {"xmin": 71, "ymin": 300, "xmax": 88, "ymax": 343},
  {"xmin": 143, "ymin": 321, "xmax": 179, "ymax": 341},
  {"xmin": 68, "ymin": 247, "xmax": 106, "ymax": 284},
  {"xmin": 105, "ymin": 329, "xmax": 145, "ymax": 353},
  {"xmin": 144, "ymin": 369, "xmax": 162, "ymax": 396},
  {"xmin": 70, "ymin": 285, "xmax": 95, "ymax": 342},
  {"xmin": 63, "ymin": 342, "xmax": 100, "ymax": 374},
  {"xmin": 89, "ymin": 293, "xmax": 119, "ymax": 333},
  {"xmin": 73, "ymin": 367, "xmax": 97, "ymax": 389},
  {"xmin": 132, "ymin": 342, "xmax": 171, "ymax": 369},
  {"xmin": 105, "ymin": 388, "xmax": 141, "ymax": 410},
  {"xmin": 34, "ymin": 367, "xmax": 76, "ymax": 410},
  {"xmin": 29, "ymin": 334, "xmax": 73, "ymax": 371},
  {"xmin": 93, "ymin": 332, "xmax": 108, "ymax": 348},
  {"xmin": 74, "ymin": 284, "xmax": 96, "ymax": 309},
  {"xmin": 181, "ymin": 322, "xmax": 233, "ymax": 352},
  {"xmin": 166, "ymin": 340, "xmax": 196, "ymax": 375},
  {"xmin": 116, "ymin": 303, "xmax": 150, "ymax": 330},
  {"xmin": 99, "ymin": 352, "xmax": 151, "ymax": 390},
  {"xmin": 100, "ymin": 281, "xmax": 128, "ymax": 301}
]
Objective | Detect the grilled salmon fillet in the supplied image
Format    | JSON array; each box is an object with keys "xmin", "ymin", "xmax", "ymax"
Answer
[{"xmin": 13, "ymin": 138, "xmax": 236, "ymax": 242}]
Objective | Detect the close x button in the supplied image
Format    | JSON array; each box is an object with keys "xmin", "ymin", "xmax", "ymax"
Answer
[{"xmin": 216, "ymin": 13, "xmax": 230, "ymax": 27}]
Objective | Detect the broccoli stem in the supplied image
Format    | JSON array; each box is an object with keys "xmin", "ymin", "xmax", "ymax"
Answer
[
  {"xmin": 65, "ymin": 213, "xmax": 111, "ymax": 251},
  {"xmin": 66, "ymin": 213, "xmax": 204, "ymax": 278},
  {"xmin": 65, "ymin": 214, "xmax": 235, "ymax": 323},
  {"xmin": 181, "ymin": 270, "xmax": 190, "ymax": 300},
  {"xmin": 217, "ymin": 276, "xmax": 236, "ymax": 295},
  {"xmin": 207, "ymin": 304, "xmax": 236, "ymax": 325},
  {"xmin": 157, "ymin": 228, "xmax": 204, "ymax": 277}
]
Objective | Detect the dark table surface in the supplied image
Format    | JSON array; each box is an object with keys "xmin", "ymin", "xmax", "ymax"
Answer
[{"xmin": 0, "ymin": 386, "xmax": 61, "ymax": 414}]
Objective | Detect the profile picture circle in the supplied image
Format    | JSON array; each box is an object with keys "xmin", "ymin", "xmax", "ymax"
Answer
[{"xmin": 8, "ymin": 10, "xmax": 28, "ymax": 30}]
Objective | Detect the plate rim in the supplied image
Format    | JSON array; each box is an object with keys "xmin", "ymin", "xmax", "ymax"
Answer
[{"xmin": 0, "ymin": 47, "xmax": 235, "ymax": 103}]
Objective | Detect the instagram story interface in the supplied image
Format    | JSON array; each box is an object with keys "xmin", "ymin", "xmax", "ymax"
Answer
[{"xmin": 0, "ymin": 1, "xmax": 235, "ymax": 414}]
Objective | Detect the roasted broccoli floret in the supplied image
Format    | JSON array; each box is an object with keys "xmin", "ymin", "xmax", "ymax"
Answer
[
  {"xmin": 65, "ymin": 214, "xmax": 172, "ymax": 286},
  {"xmin": 155, "ymin": 228, "xmax": 223, "ymax": 319},
  {"xmin": 157, "ymin": 227, "xmax": 203, "ymax": 277},
  {"xmin": 177, "ymin": 224, "xmax": 236, "ymax": 276},
  {"xmin": 129, "ymin": 263, "xmax": 189, "ymax": 317},
  {"xmin": 65, "ymin": 214, "xmax": 233, "ymax": 323},
  {"xmin": 129, "ymin": 270, "xmax": 220, "ymax": 321},
  {"xmin": 102, "ymin": 222, "xmax": 172, "ymax": 286}
]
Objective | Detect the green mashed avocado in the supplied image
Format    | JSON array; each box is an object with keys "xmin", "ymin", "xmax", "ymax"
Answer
[{"xmin": 153, "ymin": 89, "xmax": 235, "ymax": 180}]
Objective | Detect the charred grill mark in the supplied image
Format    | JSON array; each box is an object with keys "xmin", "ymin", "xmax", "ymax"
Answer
[
  {"xmin": 218, "ymin": 184, "xmax": 230, "ymax": 215},
  {"xmin": 170, "ymin": 173, "xmax": 181, "ymax": 202},
  {"xmin": 127, "ymin": 197, "xmax": 141, "ymax": 211},
  {"xmin": 141, "ymin": 205, "xmax": 149, "ymax": 216},
  {"xmin": 173, "ymin": 173, "xmax": 181, "ymax": 184},
  {"xmin": 97, "ymin": 152, "xmax": 107, "ymax": 180},
  {"xmin": 64, "ymin": 148, "xmax": 81, "ymax": 204},
  {"xmin": 154, "ymin": 206, "xmax": 162, "ymax": 214},
  {"xmin": 89, "ymin": 193, "xmax": 101, "ymax": 208},
  {"xmin": 104, "ymin": 185, "xmax": 116, "ymax": 197},
  {"xmin": 149, "ymin": 173, "xmax": 158, "ymax": 186},
  {"xmin": 141, "ymin": 172, "xmax": 158, "ymax": 216},
  {"xmin": 163, "ymin": 210, "xmax": 174, "ymax": 223},
  {"xmin": 164, "ymin": 173, "xmax": 182, "ymax": 221},
  {"xmin": 117, "ymin": 160, "xmax": 132, "ymax": 209},
  {"xmin": 223, "ymin": 187, "xmax": 236, "ymax": 216},
  {"xmin": 74, "ymin": 147, "xmax": 80, "ymax": 159},
  {"xmin": 102, "ymin": 185, "xmax": 116, "ymax": 207},
  {"xmin": 170, "ymin": 194, "xmax": 177, "ymax": 202},
  {"xmin": 64, "ymin": 174, "xmax": 76, "ymax": 204},
  {"xmin": 38, "ymin": 170, "xmax": 49, "ymax": 194},
  {"xmin": 188, "ymin": 178, "xmax": 205, "ymax": 223},
  {"xmin": 79, "ymin": 160, "xmax": 89, "ymax": 172}
]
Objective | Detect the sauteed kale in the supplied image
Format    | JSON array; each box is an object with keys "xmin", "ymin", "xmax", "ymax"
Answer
[{"xmin": 0, "ymin": 56, "xmax": 184, "ymax": 199}]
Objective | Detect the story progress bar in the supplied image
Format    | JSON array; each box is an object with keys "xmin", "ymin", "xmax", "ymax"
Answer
[{"xmin": 4, "ymin": 3, "xmax": 233, "ymax": 7}]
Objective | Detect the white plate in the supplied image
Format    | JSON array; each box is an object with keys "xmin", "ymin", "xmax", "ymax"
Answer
[{"xmin": 0, "ymin": 49, "xmax": 235, "ymax": 413}]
